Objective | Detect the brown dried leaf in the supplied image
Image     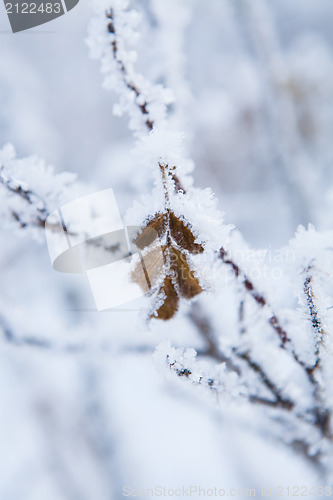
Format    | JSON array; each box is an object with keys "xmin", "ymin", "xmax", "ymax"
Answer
[
  {"xmin": 131, "ymin": 209, "xmax": 204, "ymax": 320},
  {"xmin": 170, "ymin": 247, "xmax": 203, "ymax": 299},
  {"xmin": 134, "ymin": 214, "xmax": 167, "ymax": 249},
  {"xmin": 169, "ymin": 212, "xmax": 204, "ymax": 254},
  {"xmin": 153, "ymin": 276, "xmax": 179, "ymax": 320},
  {"xmin": 130, "ymin": 247, "xmax": 164, "ymax": 292}
]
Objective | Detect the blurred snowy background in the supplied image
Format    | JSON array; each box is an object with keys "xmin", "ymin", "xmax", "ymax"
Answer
[{"xmin": 1, "ymin": 0, "xmax": 333, "ymax": 498}]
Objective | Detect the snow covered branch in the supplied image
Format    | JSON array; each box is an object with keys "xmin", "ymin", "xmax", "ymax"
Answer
[
  {"xmin": 87, "ymin": 0, "xmax": 173, "ymax": 135},
  {"xmin": 0, "ymin": 143, "xmax": 76, "ymax": 240},
  {"xmin": 0, "ymin": 144, "xmax": 126, "ymax": 258},
  {"xmin": 303, "ymin": 272, "xmax": 327, "ymax": 370},
  {"xmin": 155, "ymin": 335, "xmax": 332, "ymax": 471},
  {"xmin": 219, "ymin": 246, "xmax": 290, "ymax": 346}
]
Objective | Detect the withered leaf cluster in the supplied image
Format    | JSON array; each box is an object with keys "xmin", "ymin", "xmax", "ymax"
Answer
[{"xmin": 131, "ymin": 211, "xmax": 204, "ymax": 320}]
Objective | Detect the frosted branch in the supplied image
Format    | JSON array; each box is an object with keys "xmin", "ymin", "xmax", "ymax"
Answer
[
  {"xmin": 0, "ymin": 144, "xmax": 76, "ymax": 240},
  {"xmin": 87, "ymin": 0, "xmax": 173, "ymax": 135},
  {"xmin": 304, "ymin": 272, "xmax": 326, "ymax": 369},
  {"xmin": 219, "ymin": 246, "xmax": 290, "ymax": 346}
]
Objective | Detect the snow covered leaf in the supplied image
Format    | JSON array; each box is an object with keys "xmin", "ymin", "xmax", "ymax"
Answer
[{"xmin": 131, "ymin": 208, "xmax": 204, "ymax": 320}]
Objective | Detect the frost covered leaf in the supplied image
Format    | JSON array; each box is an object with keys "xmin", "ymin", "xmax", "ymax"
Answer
[
  {"xmin": 169, "ymin": 212, "xmax": 204, "ymax": 254},
  {"xmin": 131, "ymin": 246, "xmax": 164, "ymax": 290},
  {"xmin": 134, "ymin": 213, "xmax": 167, "ymax": 249},
  {"xmin": 131, "ymin": 226, "xmax": 204, "ymax": 320},
  {"xmin": 130, "ymin": 167, "xmax": 205, "ymax": 320},
  {"xmin": 169, "ymin": 247, "xmax": 203, "ymax": 298},
  {"xmin": 154, "ymin": 276, "xmax": 179, "ymax": 321},
  {"xmin": 134, "ymin": 212, "xmax": 204, "ymax": 255}
]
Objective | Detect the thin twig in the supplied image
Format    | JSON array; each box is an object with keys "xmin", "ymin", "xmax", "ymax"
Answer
[
  {"xmin": 303, "ymin": 271, "xmax": 331, "ymax": 438},
  {"xmin": 304, "ymin": 272, "xmax": 326, "ymax": 370},
  {"xmin": 188, "ymin": 304, "xmax": 294, "ymax": 409},
  {"xmin": 106, "ymin": 9, "xmax": 154, "ymax": 132},
  {"xmin": 0, "ymin": 165, "xmax": 48, "ymax": 227},
  {"xmin": 237, "ymin": 351, "xmax": 293, "ymax": 410},
  {"xmin": 219, "ymin": 247, "xmax": 289, "ymax": 345},
  {"xmin": 105, "ymin": 10, "xmax": 185, "ymax": 195}
]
